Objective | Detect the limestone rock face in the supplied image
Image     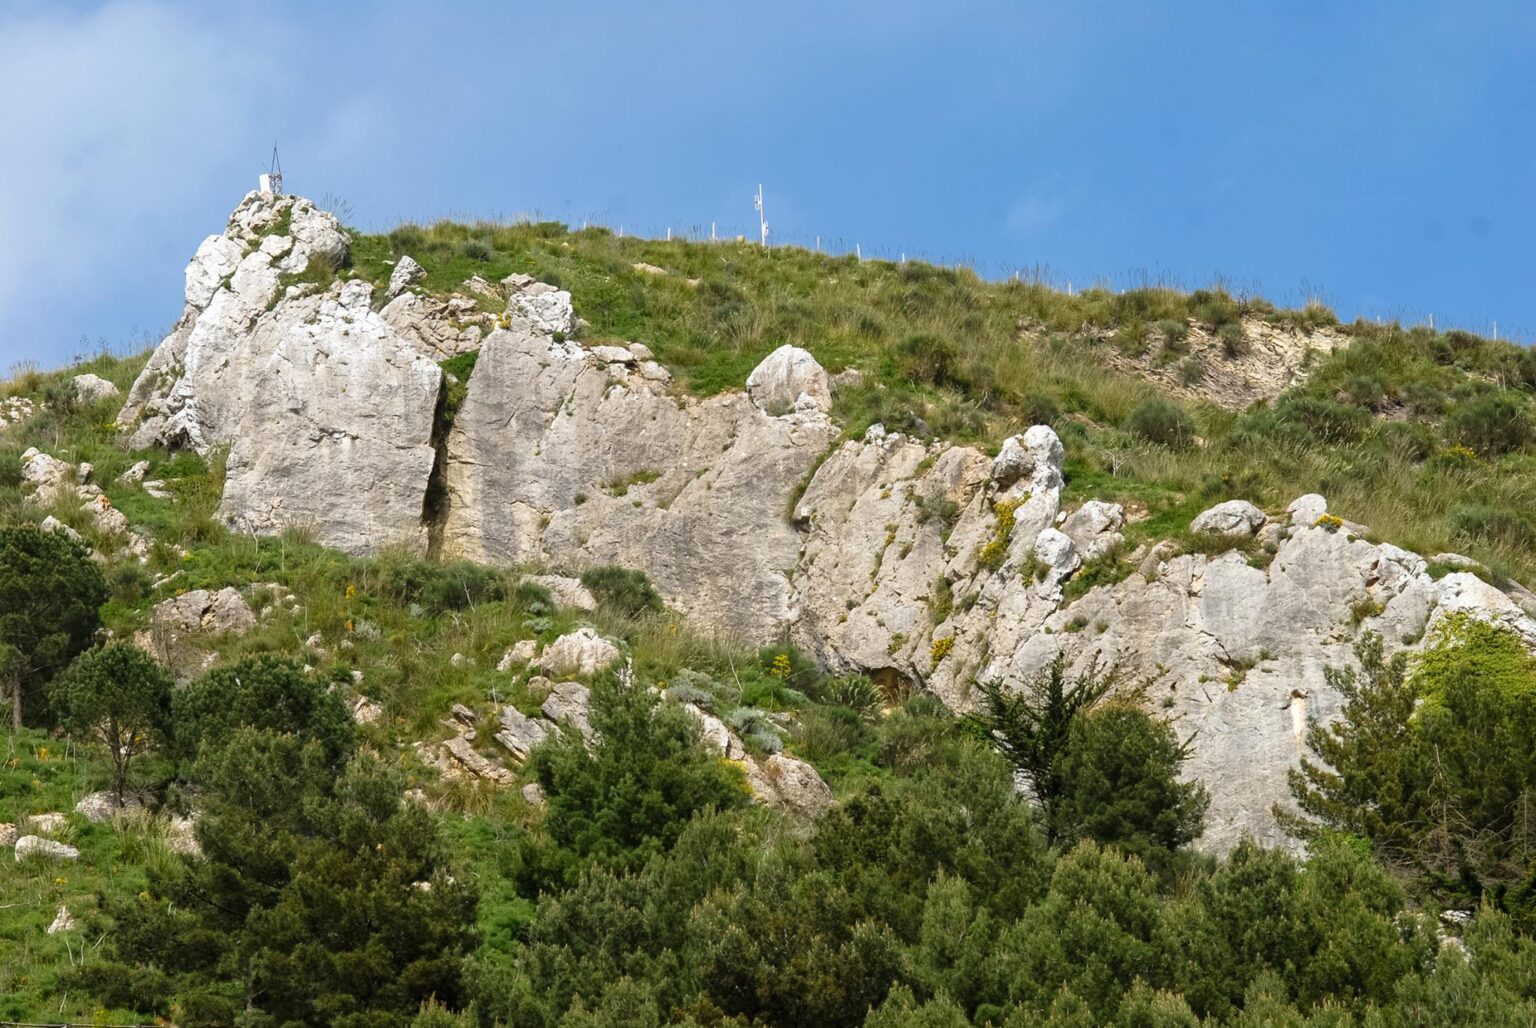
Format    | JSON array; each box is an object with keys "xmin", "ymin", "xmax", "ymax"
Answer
[
  {"xmin": 119, "ymin": 193, "xmax": 442, "ymax": 555},
  {"xmin": 442, "ymin": 331, "xmax": 839, "ymax": 640}
]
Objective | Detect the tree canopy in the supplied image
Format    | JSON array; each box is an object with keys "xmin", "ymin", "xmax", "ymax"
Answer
[
  {"xmin": 52, "ymin": 642, "xmax": 173, "ymax": 803},
  {"xmin": 0, "ymin": 524, "xmax": 107, "ymax": 726}
]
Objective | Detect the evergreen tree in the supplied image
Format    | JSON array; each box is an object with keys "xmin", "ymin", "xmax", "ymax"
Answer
[
  {"xmin": 969, "ymin": 654, "xmax": 1115, "ymax": 844},
  {"xmin": 91, "ymin": 730, "xmax": 477, "ymax": 1027},
  {"xmin": 52, "ymin": 642, "xmax": 173, "ymax": 804},
  {"xmin": 172, "ymin": 654, "xmax": 355, "ymax": 767},
  {"xmin": 0, "ymin": 524, "xmax": 107, "ymax": 727},
  {"xmin": 524, "ymin": 677, "xmax": 751, "ymax": 882},
  {"xmin": 1052, "ymin": 701, "xmax": 1209, "ymax": 866},
  {"xmin": 1286, "ymin": 620, "xmax": 1536, "ymax": 925}
]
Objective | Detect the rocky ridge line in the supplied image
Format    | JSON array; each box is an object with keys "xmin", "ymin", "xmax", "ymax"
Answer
[{"xmin": 118, "ymin": 192, "xmax": 1536, "ymax": 851}]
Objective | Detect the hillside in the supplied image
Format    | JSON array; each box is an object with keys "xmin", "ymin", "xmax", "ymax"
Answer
[{"xmin": 2, "ymin": 191, "xmax": 1536, "ymax": 1025}]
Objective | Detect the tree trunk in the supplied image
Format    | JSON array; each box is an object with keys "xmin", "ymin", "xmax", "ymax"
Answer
[{"xmin": 7, "ymin": 678, "xmax": 18, "ymax": 731}]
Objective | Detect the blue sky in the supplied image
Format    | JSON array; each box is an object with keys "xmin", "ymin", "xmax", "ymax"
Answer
[{"xmin": 2, "ymin": 1, "xmax": 1533, "ymax": 369}]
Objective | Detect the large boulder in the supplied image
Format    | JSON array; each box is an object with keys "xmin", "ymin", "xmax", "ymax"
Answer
[
  {"xmin": 387, "ymin": 255, "xmax": 426, "ymax": 299},
  {"xmin": 1191, "ymin": 499, "xmax": 1266, "ymax": 537},
  {"xmin": 538, "ymin": 629, "xmax": 619, "ymax": 678},
  {"xmin": 745, "ymin": 345, "xmax": 832, "ymax": 415},
  {"xmin": 14, "ymin": 836, "xmax": 78, "ymax": 861},
  {"xmin": 72, "ymin": 373, "xmax": 120, "ymax": 403}
]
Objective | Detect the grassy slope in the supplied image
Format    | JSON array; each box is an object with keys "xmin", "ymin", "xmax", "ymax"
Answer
[{"xmin": 347, "ymin": 219, "xmax": 1536, "ymax": 584}]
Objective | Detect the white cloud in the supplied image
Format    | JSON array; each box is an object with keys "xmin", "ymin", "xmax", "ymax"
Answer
[{"xmin": 0, "ymin": 2, "xmax": 292, "ymax": 365}]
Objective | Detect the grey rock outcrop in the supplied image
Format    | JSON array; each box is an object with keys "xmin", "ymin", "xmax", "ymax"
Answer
[
  {"xmin": 15, "ymin": 836, "xmax": 79, "ymax": 861},
  {"xmin": 1287, "ymin": 493, "xmax": 1328, "ymax": 526},
  {"xmin": 118, "ymin": 194, "xmax": 1536, "ymax": 853},
  {"xmin": 522, "ymin": 575, "xmax": 598, "ymax": 613},
  {"xmin": 538, "ymin": 629, "xmax": 619, "ymax": 678},
  {"xmin": 387, "ymin": 255, "xmax": 427, "ymax": 298},
  {"xmin": 542, "ymin": 681, "xmax": 595, "ymax": 742},
  {"xmin": 494, "ymin": 706, "xmax": 552, "ymax": 761},
  {"xmin": 1062, "ymin": 500, "xmax": 1126, "ymax": 562},
  {"xmin": 119, "ymin": 192, "xmax": 441, "ymax": 555},
  {"xmin": 72, "ymin": 373, "xmax": 120, "ymax": 403},
  {"xmin": 151, "ymin": 587, "xmax": 256, "ymax": 636},
  {"xmin": 75, "ymin": 791, "xmax": 144, "ymax": 823},
  {"xmin": 1191, "ymin": 500, "xmax": 1267, "ymax": 537},
  {"xmin": 745, "ymin": 344, "xmax": 832, "ymax": 415}
]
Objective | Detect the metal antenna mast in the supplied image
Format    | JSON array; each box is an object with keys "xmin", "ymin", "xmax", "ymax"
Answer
[
  {"xmin": 259, "ymin": 146, "xmax": 284, "ymax": 195},
  {"xmin": 753, "ymin": 183, "xmax": 769, "ymax": 247}
]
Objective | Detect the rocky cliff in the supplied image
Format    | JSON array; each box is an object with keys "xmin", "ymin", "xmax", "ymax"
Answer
[{"xmin": 121, "ymin": 192, "xmax": 1536, "ymax": 851}]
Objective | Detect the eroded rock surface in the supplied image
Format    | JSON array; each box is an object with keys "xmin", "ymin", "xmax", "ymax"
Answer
[
  {"xmin": 441, "ymin": 329, "xmax": 840, "ymax": 640},
  {"xmin": 119, "ymin": 192, "xmax": 441, "ymax": 554}
]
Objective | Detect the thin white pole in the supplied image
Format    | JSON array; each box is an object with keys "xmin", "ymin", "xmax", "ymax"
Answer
[
  {"xmin": 667, "ymin": 227, "xmax": 671, "ymax": 241},
  {"xmin": 855, "ymin": 243, "xmax": 861, "ymax": 260},
  {"xmin": 711, "ymin": 221, "xmax": 716, "ymax": 241},
  {"xmin": 815, "ymin": 236, "xmax": 820, "ymax": 253},
  {"xmin": 754, "ymin": 184, "xmax": 769, "ymax": 247}
]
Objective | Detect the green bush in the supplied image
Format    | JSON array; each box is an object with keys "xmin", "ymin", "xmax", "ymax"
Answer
[
  {"xmin": 894, "ymin": 333, "xmax": 969, "ymax": 390},
  {"xmin": 380, "ymin": 558, "xmax": 508, "ymax": 613},
  {"xmin": 172, "ymin": 655, "xmax": 355, "ymax": 767},
  {"xmin": 580, "ymin": 565, "xmax": 663, "ymax": 616},
  {"xmin": 457, "ymin": 238, "xmax": 493, "ymax": 262},
  {"xmin": 1217, "ymin": 321, "xmax": 1249, "ymax": 358},
  {"xmin": 1125, "ymin": 397, "xmax": 1194, "ymax": 447},
  {"xmin": 1447, "ymin": 393, "xmax": 1533, "ymax": 457}
]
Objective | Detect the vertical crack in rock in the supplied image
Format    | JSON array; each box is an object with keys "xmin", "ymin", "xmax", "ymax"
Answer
[{"xmin": 422, "ymin": 369, "xmax": 456, "ymax": 558}]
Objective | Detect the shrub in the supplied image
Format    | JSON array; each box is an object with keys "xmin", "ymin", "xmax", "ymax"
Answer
[
  {"xmin": 894, "ymin": 333, "xmax": 969, "ymax": 390},
  {"xmin": 1217, "ymin": 321, "xmax": 1249, "ymax": 358},
  {"xmin": 1154, "ymin": 319, "xmax": 1190, "ymax": 350},
  {"xmin": 1125, "ymin": 397, "xmax": 1194, "ymax": 447},
  {"xmin": 172, "ymin": 655, "xmax": 355, "ymax": 767},
  {"xmin": 1451, "ymin": 503, "xmax": 1536, "ymax": 548},
  {"xmin": 457, "ymin": 238, "xmax": 494, "ymax": 262},
  {"xmin": 380, "ymin": 558, "xmax": 508, "ymax": 613},
  {"xmin": 1447, "ymin": 393, "xmax": 1533, "ymax": 457},
  {"xmin": 580, "ymin": 565, "xmax": 663, "ymax": 617},
  {"xmin": 526, "ymin": 679, "xmax": 750, "ymax": 880},
  {"xmin": 1272, "ymin": 394, "xmax": 1369, "ymax": 444}
]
